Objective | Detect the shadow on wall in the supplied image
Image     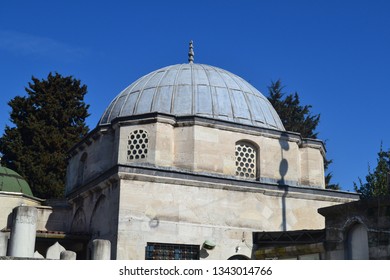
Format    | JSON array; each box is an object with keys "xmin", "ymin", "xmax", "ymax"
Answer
[
  {"xmin": 6, "ymin": 212, "xmax": 13, "ymax": 230},
  {"xmin": 43, "ymin": 200, "xmax": 73, "ymax": 233},
  {"xmin": 278, "ymin": 132, "xmax": 290, "ymax": 232},
  {"xmin": 36, "ymin": 200, "xmax": 89, "ymax": 259},
  {"xmin": 278, "ymin": 132, "xmax": 290, "ymax": 185},
  {"xmin": 70, "ymin": 207, "xmax": 88, "ymax": 233}
]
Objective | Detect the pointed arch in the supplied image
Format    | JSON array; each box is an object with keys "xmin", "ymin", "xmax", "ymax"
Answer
[
  {"xmin": 89, "ymin": 194, "xmax": 111, "ymax": 237},
  {"xmin": 70, "ymin": 207, "xmax": 87, "ymax": 233},
  {"xmin": 77, "ymin": 152, "xmax": 88, "ymax": 186}
]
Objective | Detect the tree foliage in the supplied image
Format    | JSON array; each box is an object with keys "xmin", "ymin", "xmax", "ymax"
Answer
[
  {"xmin": 267, "ymin": 80, "xmax": 340, "ymax": 190},
  {"xmin": 0, "ymin": 73, "xmax": 90, "ymax": 198},
  {"xmin": 354, "ymin": 144, "xmax": 390, "ymax": 199},
  {"xmin": 267, "ymin": 80, "xmax": 320, "ymax": 139}
]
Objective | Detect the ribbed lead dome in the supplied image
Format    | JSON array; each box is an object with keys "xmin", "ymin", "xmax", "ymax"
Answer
[{"xmin": 99, "ymin": 63, "xmax": 285, "ymax": 131}]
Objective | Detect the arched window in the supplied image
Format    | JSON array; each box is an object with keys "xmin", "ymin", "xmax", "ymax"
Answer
[
  {"xmin": 228, "ymin": 254, "xmax": 250, "ymax": 260},
  {"xmin": 127, "ymin": 129, "xmax": 149, "ymax": 161},
  {"xmin": 90, "ymin": 195, "xmax": 110, "ymax": 238},
  {"xmin": 77, "ymin": 152, "xmax": 88, "ymax": 186},
  {"xmin": 70, "ymin": 207, "xmax": 87, "ymax": 233},
  {"xmin": 235, "ymin": 141, "xmax": 258, "ymax": 180}
]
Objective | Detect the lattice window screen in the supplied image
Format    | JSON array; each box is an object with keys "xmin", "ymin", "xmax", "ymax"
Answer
[
  {"xmin": 235, "ymin": 142, "xmax": 257, "ymax": 179},
  {"xmin": 127, "ymin": 130, "xmax": 149, "ymax": 161}
]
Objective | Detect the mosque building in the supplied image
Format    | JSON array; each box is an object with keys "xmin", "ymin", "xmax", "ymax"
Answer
[{"xmin": 0, "ymin": 42, "xmax": 359, "ymax": 260}]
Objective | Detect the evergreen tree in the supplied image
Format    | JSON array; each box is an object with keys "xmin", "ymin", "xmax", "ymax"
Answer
[
  {"xmin": 268, "ymin": 80, "xmax": 320, "ymax": 138},
  {"xmin": 267, "ymin": 80, "xmax": 340, "ymax": 190},
  {"xmin": 354, "ymin": 144, "xmax": 390, "ymax": 199},
  {"xmin": 0, "ymin": 73, "xmax": 90, "ymax": 198}
]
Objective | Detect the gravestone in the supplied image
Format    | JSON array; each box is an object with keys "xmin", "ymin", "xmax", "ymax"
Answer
[
  {"xmin": 60, "ymin": 250, "xmax": 77, "ymax": 260},
  {"xmin": 0, "ymin": 232, "xmax": 8, "ymax": 256},
  {"xmin": 34, "ymin": 251, "xmax": 44, "ymax": 259},
  {"xmin": 8, "ymin": 206, "xmax": 37, "ymax": 257},
  {"xmin": 91, "ymin": 239, "xmax": 111, "ymax": 260},
  {"xmin": 46, "ymin": 242, "xmax": 66, "ymax": 259}
]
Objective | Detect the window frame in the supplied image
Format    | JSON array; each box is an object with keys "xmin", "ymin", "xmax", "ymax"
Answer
[
  {"xmin": 145, "ymin": 242, "xmax": 200, "ymax": 260},
  {"xmin": 235, "ymin": 140, "xmax": 259, "ymax": 180},
  {"xmin": 127, "ymin": 129, "xmax": 149, "ymax": 161}
]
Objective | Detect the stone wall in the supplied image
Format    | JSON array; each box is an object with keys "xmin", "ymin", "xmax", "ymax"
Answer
[
  {"xmin": 116, "ymin": 173, "xmax": 357, "ymax": 260},
  {"xmin": 67, "ymin": 176, "xmax": 120, "ymax": 259},
  {"xmin": 0, "ymin": 192, "xmax": 43, "ymax": 231},
  {"xmin": 319, "ymin": 197, "xmax": 390, "ymax": 260},
  {"xmin": 115, "ymin": 115, "xmax": 326, "ymax": 188},
  {"xmin": 66, "ymin": 127, "xmax": 117, "ymax": 195},
  {"xmin": 66, "ymin": 114, "xmax": 328, "ymax": 195},
  {"xmin": 63, "ymin": 113, "xmax": 359, "ymax": 260}
]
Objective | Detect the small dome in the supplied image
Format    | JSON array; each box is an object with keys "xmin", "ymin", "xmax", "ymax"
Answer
[
  {"xmin": 0, "ymin": 166, "xmax": 33, "ymax": 196},
  {"xmin": 99, "ymin": 63, "xmax": 284, "ymax": 131}
]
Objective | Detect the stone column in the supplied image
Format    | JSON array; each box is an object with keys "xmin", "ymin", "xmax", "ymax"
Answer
[
  {"xmin": 91, "ymin": 239, "xmax": 111, "ymax": 260},
  {"xmin": 0, "ymin": 232, "xmax": 8, "ymax": 256},
  {"xmin": 8, "ymin": 206, "xmax": 38, "ymax": 258},
  {"xmin": 60, "ymin": 250, "xmax": 77, "ymax": 260}
]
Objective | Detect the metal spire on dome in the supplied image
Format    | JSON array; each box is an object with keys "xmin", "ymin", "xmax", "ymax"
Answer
[{"xmin": 188, "ymin": 40, "xmax": 194, "ymax": 63}]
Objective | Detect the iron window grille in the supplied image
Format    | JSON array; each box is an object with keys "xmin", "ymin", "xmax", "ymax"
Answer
[{"xmin": 145, "ymin": 242, "xmax": 200, "ymax": 260}]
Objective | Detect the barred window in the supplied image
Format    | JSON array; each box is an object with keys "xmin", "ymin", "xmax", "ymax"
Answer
[
  {"xmin": 145, "ymin": 242, "xmax": 200, "ymax": 260},
  {"xmin": 235, "ymin": 141, "xmax": 257, "ymax": 180},
  {"xmin": 127, "ymin": 129, "xmax": 148, "ymax": 161}
]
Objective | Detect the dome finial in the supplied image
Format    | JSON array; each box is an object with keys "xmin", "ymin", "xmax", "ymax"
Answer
[{"xmin": 188, "ymin": 40, "xmax": 194, "ymax": 63}]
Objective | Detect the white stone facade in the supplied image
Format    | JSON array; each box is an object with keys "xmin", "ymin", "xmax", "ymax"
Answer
[
  {"xmin": 64, "ymin": 114, "xmax": 358, "ymax": 259},
  {"xmin": 0, "ymin": 60, "xmax": 360, "ymax": 260},
  {"xmin": 67, "ymin": 115, "xmax": 326, "ymax": 193}
]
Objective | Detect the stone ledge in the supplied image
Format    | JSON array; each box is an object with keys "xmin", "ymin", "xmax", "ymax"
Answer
[
  {"xmin": 254, "ymin": 243, "xmax": 325, "ymax": 259},
  {"xmin": 0, "ymin": 256, "xmax": 49, "ymax": 260}
]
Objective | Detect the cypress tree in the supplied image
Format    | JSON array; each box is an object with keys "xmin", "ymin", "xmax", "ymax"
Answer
[{"xmin": 0, "ymin": 72, "xmax": 90, "ymax": 198}]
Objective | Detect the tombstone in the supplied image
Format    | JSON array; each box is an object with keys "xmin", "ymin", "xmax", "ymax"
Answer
[
  {"xmin": 34, "ymin": 251, "xmax": 44, "ymax": 259},
  {"xmin": 46, "ymin": 241, "xmax": 66, "ymax": 259},
  {"xmin": 0, "ymin": 232, "xmax": 8, "ymax": 256},
  {"xmin": 8, "ymin": 206, "xmax": 38, "ymax": 257},
  {"xmin": 60, "ymin": 250, "xmax": 77, "ymax": 260},
  {"xmin": 91, "ymin": 239, "xmax": 111, "ymax": 260}
]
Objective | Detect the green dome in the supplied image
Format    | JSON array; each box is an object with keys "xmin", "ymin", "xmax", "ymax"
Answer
[{"xmin": 0, "ymin": 166, "xmax": 33, "ymax": 196}]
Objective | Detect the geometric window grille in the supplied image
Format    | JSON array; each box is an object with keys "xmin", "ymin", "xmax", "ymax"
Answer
[
  {"xmin": 127, "ymin": 129, "xmax": 149, "ymax": 161},
  {"xmin": 145, "ymin": 242, "xmax": 200, "ymax": 260},
  {"xmin": 235, "ymin": 141, "xmax": 257, "ymax": 180}
]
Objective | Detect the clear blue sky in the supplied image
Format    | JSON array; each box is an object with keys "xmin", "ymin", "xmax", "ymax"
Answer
[{"xmin": 1, "ymin": 0, "xmax": 389, "ymax": 192}]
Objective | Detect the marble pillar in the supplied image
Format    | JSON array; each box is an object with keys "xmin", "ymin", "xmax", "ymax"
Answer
[
  {"xmin": 8, "ymin": 206, "xmax": 37, "ymax": 258},
  {"xmin": 91, "ymin": 239, "xmax": 111, "ymax": 260},
  {"xmin": 0, "ymin": 232, "xmax": 8, "ymax": 256}
]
